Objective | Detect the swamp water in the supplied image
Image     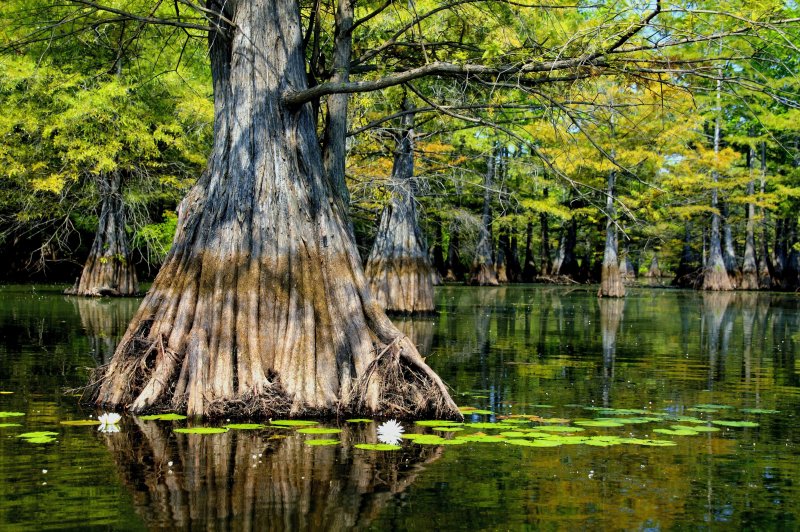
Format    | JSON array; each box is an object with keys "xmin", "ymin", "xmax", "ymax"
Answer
[{"xmin": 0, "ymin": 285, "xmax": 798, "ymax": 530}]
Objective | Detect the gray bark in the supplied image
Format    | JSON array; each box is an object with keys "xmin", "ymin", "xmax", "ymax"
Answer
[{"xmin": 599, "ymin": 170, "xmax": 624, "ymax": 297}]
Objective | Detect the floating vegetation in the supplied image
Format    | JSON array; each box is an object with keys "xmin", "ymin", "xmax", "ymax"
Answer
[
  {"xmin": 432, "ymin": 426, "xmax": 464, "ymax": 432},
  {"xmin": 687, "ymin": 407, "xmax": 721, "ymax": 413},
  {"xmin": 574, "ymin": 420, "xmax": 625, "ymax": 428},
  {"xmin": 671, "ymin": 425, "xmax": 720, "ymax": 433},
  {"xmin": 466, "ymin": 410, "xmax": 494, "ymax": 415},
  {"xmin": 652, "ymin": 428, "xmax": 699, "ymax": 436},
  {"xmin": 662, "ymin": 416, "xmax": 705, "ymax": 424},
  {"xmin": 740, "ymin": 408, "xmax": 780, "ymax": 414},
  {"xmin": 0, "ymin": 391, "xmax": 14, "ymax": 395},
  {"xmin": 0, "ymin": 412, "xmax": 25, "ymax": 418},
  {"xmin": 458, "ymin": 406, "xmax": 477, "ymax": 412},
  {"xmin": 465, "ymin": 422, "xmax": 505, "ymax": 429},
  {"xmin": 414, "ymin": 436, "xmax": 466, "ymax": 446},
  {"xmin": 0, "ymin": 423, "xmax": 21, "ymax": 428},
  {"xmin": 622, "ymin": 438, "xmax": 677, "ymax": 447},
  {"xmin": 305, "ymin": 439, "xmax": 340, "ymax": 446},
  {"xmin": 711, "ymin": 420, "xmax": 759, "ymax": 428},
  {"xmin": 498, "ymin": 419, "xmax": 531, "ymax": 425},
  {"xmin": 545, "ymin": 435, "xmax": 588, "ymax": 445},
  {"xmin": 269, "ymin": 420, "xmax": 319, "ymax": 427},
  {"xmin": 401, "ymin": 433, "xmax": 425, "ymax": 440},
  {"xmin": 538, "ymin": 418, "xmax": 572, "ymax": 424},
  {"xmin": 60, "ymin": 420, "xmax": 101, "ymax": 426},
  {"xmin": 536, "ymin": 425, "xmax": 585, "ymax": 433},
  {"xmin": 695, "ymin": 404, "xmax": 733, "ymax": 409},
  {"xmin": 139, "ymin": 413, "xmax": 188, "ymax": 421},
  {"xmin": 173, "ymin": 427, "xmax": 228, "ymax": 434},
  {"xmin": 585, "ymin": 407, "xmax": 650, "ymax": 415},
  {"xmin": 530, "ymin": 404, "xmax": 554, "ymax": 408},
  {"xmin": 584, "ymin": 437, "xmax": 623, "ymax": 447},
  {"xmin": 224, "ymin": 424, "xmax": 266, "ymax": 430},
  {"xmin": 456, "ymin": 434, "xmax": 507, "ymax": 443},
  {"xmin": 17, "ymin": 431, "xmax": 58, "ymax": 444},
  {"xmin": 297, "ymin": 427, "xmax": 342, "ymax": 435},
  {"xmin": 506, "ymin": 438, "xmax": 561, "ymax": 447},
  {"xmin": 415, "ymin": 420, "xmax": 463, "ymax": 427},
  {"xmin": 499, "ymin": 431, "xmax": 528, "ymax": 438},
  {"xmin": 354, "ymin": 443, "xmax": 402, "ymax": 451},
  {"xmin": 345, "ymin": 419, "xmax": 373, "ymax": 423},
  {"xmin": 594, "ymin": 417, "xmax": 653, "ymax": 425}
]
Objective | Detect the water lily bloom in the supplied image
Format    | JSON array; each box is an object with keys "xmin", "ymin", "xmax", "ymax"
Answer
[
  {"xmin": 98, "ymin": 412, "xmax": 121, "ymax": 433},
  {"xmin": 377, "ymin": 420, "xmax": 404, "ymax": 445}
]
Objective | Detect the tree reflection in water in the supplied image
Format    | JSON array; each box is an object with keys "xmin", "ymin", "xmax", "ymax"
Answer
[
  {"xmin": 103, "ymin": 420, "xmax": 441, "ymax": 530},
  {"xmin": 70, "ymin": 296, "xmax": 140, "ymax": 365}
]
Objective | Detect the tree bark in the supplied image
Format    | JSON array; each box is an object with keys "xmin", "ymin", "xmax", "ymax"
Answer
[
  {"xmin": 521, "ymin": 220, "xmax": 537, "ymax": 281},
  {"xmin": 540, "ymin": 189, "xmax": 553, "ymax": 274},
  {"xmin": 740, "ymin": 146, "xmax": 759, "ymax": 290},
  {"xmin": 65, "ymin": 170, "xmax": 138, "ymax": 297},
  {"xmin": 553, "ymin": 218, "xmax": 580, "ymax": 280},
  {"xmin": 92, "ymin": 1, "xmax": 460, "ymax": 420},
  {"xmin": 599, "ymin": 171, "xmax": 624, "ymax": 297},
  {"xmin": 443, "ymin": 223, "xmax": 464, "ymax": 282},
  {"xmin": 673, "ymin": 221, "xmax": 701, "ymax": 288},
  {"xmin": 721, "ymin": 201, "xmax": 741, "ymax": 287},
  {"xmin": 757, "ymin": 142, "xmax": 773, "ymax": 289},
  {"xmin": 469, "ymin": 147, "xmax": 499, "ymax": 286},
  {"xmin": 702, "ymin": 80, "xmax": 733, "ymax": 291},
  {"xmin": 365, "ymin": 101, "xmax": 435, "ymax": 314}
]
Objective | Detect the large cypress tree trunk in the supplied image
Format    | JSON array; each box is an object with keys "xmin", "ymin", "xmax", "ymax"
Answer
[
  {"xmin": 599, "ymin": 171, "xmax": 624, "ymax": 297},
  {"xmin": 92, "ymin": 1, "xmax": 459, "ymax": 420},
  {"xmin": 469, "ymin": 148, "xmax": 499, "ymax": 286},
  {"xmin": 364, "ymin": 103, "xmax": 435, "ymax": 314},
  {"xmin": 702, "ymin": 81, "xmax": 733, "ymax": 291},
  {"xmin": 740, "ymin": 147, "xmax": 759, "ymax": 290},
  {"xmin": 66, "ymin": 171, "xmax": 138, "ymax": 297}
]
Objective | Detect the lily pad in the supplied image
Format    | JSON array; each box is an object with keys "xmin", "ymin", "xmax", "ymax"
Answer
[
  {"xmin": 18, "ymin": 431, "xmax": 58, "ymax": 438},
  {"xmin": 536, "ymin": 425, "xmax": 585, "ymax": 433},
  {"xmin": 539, "ymin": 418, "xmax": 572, "ymax": 424},
  {"xmin": 305, "ymin": 439, "xmax": 340, "ymax": 446},
  {"xmin": 174, "ymin": 427, "xmax": 228, "ymax": 434},
  {"xmin": 546, "ymin": 435, "xmax": 588, "ymax": 445},
  {"xmin": 455, "ymin": 434, "xmax": 507, "ymax": 443},
  {"xmin": 415, "ymin": 420, "xmax": 463, "ymax": 427},
  {"xmin": 671, "ymin": 425, "xmax": 720, "ymax": 432},
  {"xmin": 499, "ymin": 419, "xmax": 532, "ymax": 425},
  {"xmin": 139, "ymin": 413, "xmax": 188, "ymax": 421},
  {"xmin": 740, "ymin": 408, "xmax": 780, "ymax": 414},
  {"xmin": 584, "ymin": 437, "xmax": 623, "ymax": 447},
  {"xmin": 0, "ymin": 412, "xmax": 25, "ymax": 418},
  {"xmin": 662, "ymin": 415, "xmax": 705, "ymax": 424},
  {"xmin": 530, "ymin": 404, "xmax": 554, "ymax": 408},
  {"xmin": 354, "ymin": 443, "xmax": 402, "ymax": 451},
  {"xmin": 270, "ymin": 420, "xmax": 319, "ymax": 427},
  {"xmin": 346, "ymin": 419, "xmax": 373, "ymax": 423},
  {"xmin": 695, "ymin": 404, "xmax": 733, "ymax": 409},
  {"xmin": 574, "ymin": 420, "xmax": 625, "ymax": 428},
  {"xmin": 22, "ymin": 436, "xmax": 56, "ymax": 444},
  {"xmin": 0, "ymin": 391, "xmax": 14, "ymax": 395},
  {"xmin": 652, "ymin": 428, "xmax": 699, "ymax": 436},
  {"xmin": 621, "ymin": 438, "xmax": 677, "ymax": 447},
  {"xmin": 711, "ymin": 420, "xmax": 759, "ymax": 428},
  {"xmin": 432, "ymin": 426, "xmax": 464, "ymax": 432},
  {"xmin": 60, "ymin": 420, "xmax": 101, "ymax": 426},
  {"xmin": 297, "ymin": 427, "xmax": 342, "ymax": 435},
  {"xmin": 506, "ymin": 438, "xmax": 561, "ymax": 447},
  {"xmin": 499, "ymin": 431, "xmax": 528, "ymax": 438},
  {"xmin": 224, "ymin": 424, "xmax": 267, "ymax": 430},
  {"xmin": 0, "ymin": 423, "xmax": 21, "ymax": 428},
  {"xmin": 466, "ymin": 410, "xmax": 494, "ymax": 415},
  {"xmin": 465, "ymin": 422, "xmax": 504, "ymax": 429}
]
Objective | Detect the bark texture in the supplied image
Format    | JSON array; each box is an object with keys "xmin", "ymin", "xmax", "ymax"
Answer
[
  {"xmin": 598, "ymin": 171, "xmax": 624, "ymax": 297},
  {"xmin": 521, "ymin": 221, "xmax": 538, "ymax": 281},
  {"xmin": 469, "ymin": 148, "xmax": 499, "ymax": 286},
  {"xmin": 443, "ymin": 224, "xmax": 464, "ymax": 282},
  {"xmin": 553, "ymin": 218, "xmax": 579, "ymax": 279},
  {"xmin": 92, "ymin": 1, "xmax": 460, "ymax": 420},
  {"xmin": 66, "ymin": 172, "xmax": 138, "ymax": 297},
  {"xmin": 740, "ymin": 148, "xmax": 758, "ymax": 290},
  {"xmin": 364, "ymin": 104, "xmax": 435, "ymax": 314}
]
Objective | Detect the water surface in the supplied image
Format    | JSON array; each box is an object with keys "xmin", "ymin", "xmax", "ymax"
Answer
[{"xmin": 0, "ymin": 285, "xmax": 798, "ymax": 530}]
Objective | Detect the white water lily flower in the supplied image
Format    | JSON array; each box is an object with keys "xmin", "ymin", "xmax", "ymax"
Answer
[
  {"xmin": 377, "ymin": 420, "xmax": 404, "ymax": 445},
  {"xmin": 98, "ymin": 412, "xmax": 121, "ymax": 433}
]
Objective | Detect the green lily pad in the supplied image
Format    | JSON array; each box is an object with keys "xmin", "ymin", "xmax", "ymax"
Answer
[
  {"xmin": 499, "ymin": 431, "xmax": 528, "ymax": 438},
  {"xmin": 455, "ymin": 434, "xmax": 507, "ymax": 443},
  {"xmin": 432, "ymin": 426, "xmax": 464, "ymax": 432},
  {"xmin": 499, "ymin": 419, "xmax": 532, "ymax": 425},
  {"xmin": 297, "ymin": 427, "xmax": 342, "ymax": 435},
  {"xmin": 652, "ymin": 428, "xmax": 699, "ymax": 436},
  {"xmin": 0, "ymin": 412, "xmax": 25, "ymax": 418},
  {"xmin": 18, "ymin": 431, "xmax": 58, "ymax": 438},
  {"xmin": 584, "ymin": 437, "xmax": 623, "ymax": 447},
  {"xmin": 465, "ymin": 422, "xmax": 504, "ymax": 429},
  {"xmin": 621, "ymin": 438, "xmax": 677, "ymax": 447},
  {"xmin": 60, "ymin": 420, "xmax": 101, "ymax": 426},
  {"xmin": 530, "ymin": 404, "xmax": 554, "ymax": 408},
  {"xmin": 415, "ymin": 420, "xmax": 463, "ymax": 427},
  {"xmin": 23, "ymin": 436, "xmax": 57, "ymax": 444},
  {"xmin": 688, "ymin": 407, "xmax": 721, "ymax": 413},
  {"xmin": 671, "ymin": 425, "xmax": 720, "ymax": 432},
  {"xmin": 305, "ymin": 439, "xmax": 340, "ymax": 446},
  {"xmin": 740, "ymin": 408, "xmax": 780, "ymax": 414},
  {"xmin": 506, "ymin": 438, "xmax": 562, "ymax": 447},
  {"xmin": 597, "ymin": 417, "xmax": 657, "ymax": 424},
  {"xmin": 410, "ymin": 435, "xmax": 469, "ymax": 445},
  {"xmin": 0, "ymin": 423, "xmax": 21, "ymax": 428},
  {"xmin": 354, "ymin": 443, "xmax": 402, "ymax": 451},
  {"xmin": 0, "ymin": 391, "xmax": 14, "ymax": 395},
  {"xmin": 574, "ymin": 420, "xmax": 625, "ymax": 428},
  {"xmin": 546, "ymin": 435, "xmax": 588, "ymax": 445},
  {"xmin": 465, "ymin": 410, "xmax": 494, "ymax": 415},
  {"xmin": 270, "ymin": 420, "xmax": 319, "ymax": 427},
  {"xmin": 663, "ymin": 415, "xmax": 705, "ymax": 424},
  {"xmin": 711, "ymin": 420, "xmax": 759, "ymax": 428},
  {"xmin": 346, "ymin": 419, "xmax": 373, "ymax": 423},
  {"xmin": 139, "ymin": 413, "xmax": 188, "ymax": 421},
  {"xmin": 401, "ymin": 433, "xmax": 425, "ymax": 440},
  {"xmin": 174, "ymin": 427, "xmax": 228, "ymax": 434},
  {"xmin": 536, "ymin": 425, "xmax": 585, "ymax": 432},
  {"xmin": 695, "ymin": 404, "xmax": 733, "ymax": 409},
  {"xmin": 224, "ymin": 424, "xmax": 266, "ymax": 430}
]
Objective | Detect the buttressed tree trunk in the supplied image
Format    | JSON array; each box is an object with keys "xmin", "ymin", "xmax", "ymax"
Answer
[
  {"xmin": 365, "ymin": 102, "xmax": 435, "ymax": 314},
  {"xmin": 66, "ymin": 171, "xmax": 138, "ymax": 297},
  {"xmin": 470, "ymin": 147, "xmax": 499, "ymax": 286},
  {"xmin": 92, "ymin": 1, "xmax": 460, "ymax": 420},
  {"xmin": 599, "ymin": 171, "xmax": 624, "ymax": 297},
  {"xmin": 740, "ymin": 146, "xmax": 759, "ymax": 290}
]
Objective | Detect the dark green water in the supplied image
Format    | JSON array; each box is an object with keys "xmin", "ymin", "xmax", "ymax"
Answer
[{"xmin": 1, "ymin": 285, "xmax": 798, "ymax": 530}]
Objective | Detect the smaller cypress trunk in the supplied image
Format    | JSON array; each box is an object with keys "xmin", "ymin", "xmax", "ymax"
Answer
[
  {"xmin": 757, "ymin": 143, "xmax": 773, "ymax": 288},
  {"xmin": 773, "ymin": 217, "xmax": 788, "ymax": 289},
  {"xmin": 444, "ymin": 224, "xmax": 464, "ymax": 282},
  {"xmin": 721, "ymin": 201, "xmax": 741, "ymax": 288},
  {"xmin": 599, "ymin": 171, "xmax": 624, "ymax": 297},
  {"xmin": 66, "ymin": 171, "xmax": 138, "ymax": 297},
  {"xmin": 646, "ymin": 255, "xmax": 662, "ymax": 283},
  {"xmin": 495, "ymin": 233, "xmax": 508, "ymax": 284},
  {"xmin": 469, "ymin": 147, "xmax": 499, "ymax": 286},
  {"xmin": 540, "ymin": 189, "xmax": 553, "ymax": 274},
  {"xmin": 431, "ymin": 222, "xmax": 446, "ymax": 283},
  {"xmin": 740, "ymin": 146, "xmax": 759, "ymax": 290},
  {"xmin": 673, "ymin": 222, "xmax": 702, "ymax": 288},
  {"xmin": 553, "ymin": 218, "xmax": 580, "ymax": 280},
  {"xmin": 365, "ymin": 102, "xmax": 434, "ymax": 313},
  {"xmin": 521, "ymin": 221, "xmax": 538, "ymax": 281}
]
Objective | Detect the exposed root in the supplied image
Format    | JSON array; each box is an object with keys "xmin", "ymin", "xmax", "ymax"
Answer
[{"xmin": 347, "ymin": 337, "xmax": 462, "ymax": 421}]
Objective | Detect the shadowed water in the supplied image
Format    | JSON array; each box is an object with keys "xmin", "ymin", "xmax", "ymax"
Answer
[{"xmin": 0, "ymin": 284, "xmax": 798, "ymax": 530}]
